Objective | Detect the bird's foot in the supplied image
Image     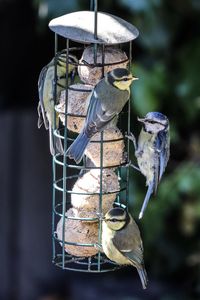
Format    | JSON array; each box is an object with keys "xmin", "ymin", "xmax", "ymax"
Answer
[
  {"xmin": 125, "ymin": 160, "xmax": 141, "ymax": 172},
  {"xmin": 96, "ymin": 212, "xmax": 105, "ymax": 221},
  {"xmin": 94, "ymin": 243, "xmax": 104, "ymax": 253},
  {"xmin": 125, "ymin": 132, "xmax": 137, "ymax": 150},
  {"xmin": 129, "ymin": 162, "xmax": 141, "ymax": 172}
]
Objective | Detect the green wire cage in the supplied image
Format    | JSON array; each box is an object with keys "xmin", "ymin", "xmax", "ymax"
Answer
[{"xmin": 49, "ymin": 0, "xmax": 139, "ymax": 273}]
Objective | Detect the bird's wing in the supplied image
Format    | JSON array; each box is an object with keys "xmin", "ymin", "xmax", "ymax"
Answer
[
  {"xmin": 153, "ymin": 130, "xmax": 166, "ymax": 193},
  {"xmin": 156, "ymin": 129, "xmax": 170, "ymax": 182},
  {"xmin": 112, "ymin": 222, "xmax": 144, "ymax": 267},
  {"xmin": 112, "ymin": 221, "xmax": 148, "ymax": 289},
  {"xmin": 84, "ymin": 87, "xmax": 116, "ymax": 138},
  {"xmin": 38, "ymin": 65, "xmax": 49, "ymax": 130},
  {"xmin": 113, "ymin": 237, "xmax": 144, "ymax": 267},
  {"xmin": 153, "ymin": 144, "xmax": 160, "ymax": 194}
]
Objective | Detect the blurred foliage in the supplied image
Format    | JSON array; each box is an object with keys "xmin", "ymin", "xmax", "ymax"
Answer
[
  {"xmin": 33, "ymin": 0, "xmax": 200, "ymax": 298},
  {"xmin": 33, "ymin": 0, "xmax": 79, "ymax": 18}
]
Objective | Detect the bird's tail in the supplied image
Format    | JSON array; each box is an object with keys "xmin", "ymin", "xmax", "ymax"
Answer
[
  {"xmin": 137, "ymin": 266, "xmax": 148, "ymax": 289},
  {"xmin": 49, "ymin": 127, "xmax": 64, "ymax": 156},
  {"xmin": 139, "ymin": 181, "xmax": 154, "ymax": 219},
  {"xmin": 66, "ymin": 131, "xmax": 90, "ymax": 164}
]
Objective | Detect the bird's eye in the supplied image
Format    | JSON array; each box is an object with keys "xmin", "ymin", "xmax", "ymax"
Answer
[
  {"xmin": 111, "ymin": 218, "xmax": 118, "ymax": 222},
  {"xmin": 123, "ymin": 78, "xmax": 128, "ymax": 81}
]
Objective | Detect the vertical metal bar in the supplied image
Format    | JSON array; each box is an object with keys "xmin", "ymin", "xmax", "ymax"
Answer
[
  {"xmin": 90, "ymin": 0, "xmax": 94, "ymax": 11},
  {"xmin": 52, "ymin": 160, "xmax": 56, "ymax": 261},
  {"xmin": 54, "ymin": 33, "xmax": 58, "ymax": 60},
  {"xmin": 117, "ymin": 40, "xmax": 122, "ymax": 204},
  {"xmin": 116, "ymin": 166, "xmax": 121, "ymax": 204},
  {"xmin": 61, "ymin": 38, "xmax": 70, "ymax": 269},
  {"xmin": 125, "ymin": 41, "xmax": 132, "ymax": 209},
  {"xmin": 129, "ymin": 40, "xmax": 132, "ymax": 70},
  {"xmin": 98, "ymin": 130, "xmax": 104, "ymax": 271},
  {"xmin": 94, "ymin": 0, "xmax": 98, "ymax": 40},
  {"xmin": 64, "ymin": 40, "xmax": 69, "ymax": 141},
  {"xmin": 97, "ymin": 43, "xmax": 105, "ymax": 271},
  {"xmin": 126, "ymin": 97, "xmax": 130, "ymax": 209},
  {"xmin": 101, "ymin": 44, "xmax": 105, "ymax": 78},
  {"xmin": 93, "ymin": 0, "xmax": 98, "ymax": 64},
  {"xmin": 52, "ymin": 33, "xmax": 58, "ymax": 262}
]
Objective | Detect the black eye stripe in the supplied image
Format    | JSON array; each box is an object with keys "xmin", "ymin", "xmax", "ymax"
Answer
[
  {"xmin": 145, "ymin": 119, "xmax": 166, "ymax": 125},
  {"xmin": 148, "ymin": 120, "xmax": 156, "ymax": 124},
  {"xmin": 115, "ymin": 77, "xmax": 130, "ymax": 82},
  {"xmin": 108, "ymin": 218, "xmax": 126, "ymax": 222}
]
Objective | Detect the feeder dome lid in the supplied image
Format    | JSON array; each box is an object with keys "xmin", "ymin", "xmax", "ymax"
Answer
[{"xmin": 49, "ymin": 11, "xmax": 139, "ymax": 44}]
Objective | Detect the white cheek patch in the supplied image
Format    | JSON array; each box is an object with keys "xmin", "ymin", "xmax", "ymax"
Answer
[{"xmin": 146, "ymin": 123, "xmax": 165, "ymax": 133}]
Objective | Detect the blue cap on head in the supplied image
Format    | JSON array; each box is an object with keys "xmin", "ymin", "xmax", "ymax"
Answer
[{"xmin": 145, "ymin": 112, "xmax": 168, "ymax": 121}]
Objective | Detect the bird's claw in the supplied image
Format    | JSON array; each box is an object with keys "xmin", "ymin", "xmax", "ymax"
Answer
[
  {"xmin": 94, "ymin": 243, "xmax": 104, "ymax": 252},
  {"xmin": 96, "ymin": 212, "xmax": 105, "ymax": 221},
  {"xmin": 126, "ymin": 131, "xmax": 135, "ymax": 141},
  {"xmin": 125, "ymin": 132, "xmax": 137, "ymax": 150},
  {"xmin": 129, "ymin": 161, "xmax": 141, "ymax": 172}
]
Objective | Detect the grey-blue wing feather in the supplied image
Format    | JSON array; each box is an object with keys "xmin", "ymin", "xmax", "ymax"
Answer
[
  {"xmin": 112, "ymin": 224, "xmax": 144, "ymax": 267},
  {"xmin": 153, "ymin": 136, "xmax": 161, "ymax": 193},
  {"xmin": 156, "ymin": 129, "xmax": 170, "ymax": 181},
  {"xmin": 83, "ymin": 87, "xmax": 116, "ymax": 138},
  {"xmin": 112, "ymin": 230, "xmax": 148, "ymax": 289}
]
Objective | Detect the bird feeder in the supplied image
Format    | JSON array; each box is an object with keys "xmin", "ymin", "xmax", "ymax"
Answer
[{"xmin": 49, "ymin": 0, "xmax": 139, "ymax": 272}]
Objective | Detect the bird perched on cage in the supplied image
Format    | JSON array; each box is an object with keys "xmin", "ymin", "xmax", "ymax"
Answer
[
  {"xmin": 102, "ymin": 207, "xmax": 148, "ymax": 289},
  {"xmin": 128, "ymin": 112, "xmax": 170, "ymax": 219},
  {"xmin": 37, "ymin": 51, "xmax": 78, "ymax": 155},
  {"xmin": 66, "ymin": 68, "xmax": 138, "ymax": 163}
]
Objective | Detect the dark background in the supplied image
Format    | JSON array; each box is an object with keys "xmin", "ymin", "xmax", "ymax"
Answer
[{"xmin": 0, "ymin": 0, "xmax": 200, "ymax": 299}]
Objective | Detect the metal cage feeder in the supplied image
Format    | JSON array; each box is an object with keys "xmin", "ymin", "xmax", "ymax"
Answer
[{"xmin": 49, "ymin": 0, "xmax": 139, "ymax": 273}]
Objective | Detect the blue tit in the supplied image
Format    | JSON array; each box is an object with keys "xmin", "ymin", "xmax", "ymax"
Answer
[
  {"xmin": 102, "ymin": 207, "xmax": 148, "ymax": 289},
  {"xmin": 66, "ymin": 68, "xmax": 138, "ymax": 163},
  {"xmin": 129, "ymin": 112, "xmax": 170, "ymax": 219},
  {"xmin": 37, "ymin": 51, "xmax": 78, "ymax": 156}
]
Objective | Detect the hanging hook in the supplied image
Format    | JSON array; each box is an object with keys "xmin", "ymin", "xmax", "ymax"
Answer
[{"xmin": 94, "ymin": 0, "xmax": 98, "ymax": 40}]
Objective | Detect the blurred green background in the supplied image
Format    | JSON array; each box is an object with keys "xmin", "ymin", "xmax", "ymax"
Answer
[{"xmin": 0, "ymin": 0, "xmax": 200, "ymax": 299}]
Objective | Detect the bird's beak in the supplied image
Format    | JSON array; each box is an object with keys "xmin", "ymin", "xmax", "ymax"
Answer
[
  {"xmin": 131, "ymin": 76, "xmax": 139, "ymax": 81},
  {"xmin": 137, "ymin": 117, "xmax": 146, "ymax": 123}
]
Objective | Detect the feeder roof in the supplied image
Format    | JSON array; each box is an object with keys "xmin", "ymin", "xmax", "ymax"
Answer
[{"xmin": 49, "ymin": 11, "xmax": 139, "ymax": 44}]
